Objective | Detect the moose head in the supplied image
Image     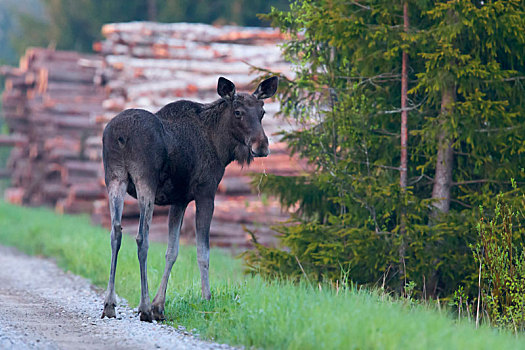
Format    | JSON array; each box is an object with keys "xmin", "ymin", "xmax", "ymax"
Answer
[{"xmin": 217, "ymin": 76, "xmax": 278, "ymax": 164}]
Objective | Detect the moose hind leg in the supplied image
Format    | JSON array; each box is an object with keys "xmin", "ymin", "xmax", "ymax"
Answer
[
  {"xmin": 102, "ymin": 181, "xmax": 126, "ymax": 318},
  {"xmin": 136, "ymin": 189, "xmax": 155, "ymax": 322},
  {"xmin": 152, "ymin": 204, "xmax": 186, "ymax": 321}
]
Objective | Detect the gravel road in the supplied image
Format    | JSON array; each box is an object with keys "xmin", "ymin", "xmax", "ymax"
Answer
[{"xmin": 0, "ymin": 245, "xmax": 234, "ymax": 350}]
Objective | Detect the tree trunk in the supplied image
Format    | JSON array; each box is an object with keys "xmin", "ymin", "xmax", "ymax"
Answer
[
  {"xmin": 425, "ymin": 85, "xmax": 455, "ymax": 297},
  {"xmin": 399, "ymin": 1, "xmax": 409, "ymax": 290},
  {"xmin": 147, "ymin": 0, "xmax": 157, "ymax": 21},
  {"xmin": 432, "ymin": 85, "xmax": 455, "ymax": 214},
  {"xmin": 400, "ymin": 2, "xmax": 409, "ymax": 190}
]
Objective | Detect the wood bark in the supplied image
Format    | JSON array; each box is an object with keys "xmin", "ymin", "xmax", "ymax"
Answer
[
  {"xmin": 399, "ymin": 1, "xmax": 409, "ymax": 290},
  {"xmin": 432, "ymin": 85, "xmax": 455, "ymax": 214},
  {"xmin": 0, "ymin": 134, "xmax": 28, "ymax": 146},
  {"xmin": 147, "ymin": 0, "xmax": 157, "ymax": 21},
  {"xmin": 400, "ymin": 1, "xmax": 409, "ymax": 190},
  {"xmin": 0, "ymin": 48, "xmax": 105, "ymax": 210}
]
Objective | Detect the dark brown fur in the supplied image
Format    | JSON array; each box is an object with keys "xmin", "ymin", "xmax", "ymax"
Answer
[{"xmin": 101, "ymin": 77, "xmax": 278, "ymax": 321}]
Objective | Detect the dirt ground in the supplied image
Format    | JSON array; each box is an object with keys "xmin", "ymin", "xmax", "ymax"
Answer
[{"xmin": 0, "ymin": 245, "xmax": 233, "ymax": 350}]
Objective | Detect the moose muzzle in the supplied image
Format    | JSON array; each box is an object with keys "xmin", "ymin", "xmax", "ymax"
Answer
[{"xmin": 251, "ymin": 132, "xmax": 270, "ymax": 157}]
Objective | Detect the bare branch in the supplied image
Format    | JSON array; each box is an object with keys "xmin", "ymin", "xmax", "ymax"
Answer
[
  {"xmin": 484, "ymin": 76, "xmax": 525, "ymax": 83},
  {"xmin": 335, "ymin": 72, "xmax": 401, "ymax": 87},
  {"xmin": 372, "ymin": 129, "xmax": 400, "ymax": 137},
  {"xmin": 409, "ymin": 174, "xmax": 434, "ymax": 185},
  {"xmin": 379, "ymin": 95, "xmax": 428, "ymax": 115},
  {"xmin": 475, "ymin": 125, "xmax": 524, "ymax": 133},
  {"xmin": 348, "ymin": 1, "xmax": 371, "ymax": 10},
  {"xmin": 380, "ymin": 106, "xmax": 419, "ymax": 114},
  {"xmin": 452, "ymin": 179, "xmax": 494, "ymax": 186},
  {"xmin": 451, "ymin": 198, "xmax": 473, "ymax": 209},
  {"xmin": 350, "ymin": 160, "xmax": 400, "ymax": 171},
  {"xmin": 452, "ymin": 179, "xmax": 525, "ymax": 186}
]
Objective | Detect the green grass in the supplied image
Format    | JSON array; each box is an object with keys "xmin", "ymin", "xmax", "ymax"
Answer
[{"xmin": 0, "ymin": 201, "xmax": 524, "ymax": 349}]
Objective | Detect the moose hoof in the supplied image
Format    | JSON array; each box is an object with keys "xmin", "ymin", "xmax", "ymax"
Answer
[
  {"xmin": 151, "ymin": 305, "xmax": 166, "ymax": 321},
  {"xmin": 139, "ymin": 309, "xmax": 153, "ymax": 322},
  {"xmin": 102, "ymin": 303, "xmax": 116, "ymax": 319}
]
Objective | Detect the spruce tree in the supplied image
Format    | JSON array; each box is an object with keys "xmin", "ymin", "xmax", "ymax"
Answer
[{"xmin": 246, "ymin": 0, "xmax": 525, "ymax": 297}]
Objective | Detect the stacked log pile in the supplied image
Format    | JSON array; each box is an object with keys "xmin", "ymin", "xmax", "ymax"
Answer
[
  {"xmin": 92, "ymin": 22, "xmax": 305, "ymax": 247},
  {"xmin": 1, "ymin": 22, "xmax": 306, "ymax": 248},
  {"xmin": 1, "ymin": 48, "xmax": 106, "ymax": 211}
]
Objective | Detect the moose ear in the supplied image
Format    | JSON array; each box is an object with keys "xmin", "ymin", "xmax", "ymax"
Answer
[
  {"xmin": 253, "ymin": 76, "xmax": 278, "ymax": 100},
  {"xmin": 217, "ymin": 77, "xmax": 236, "ymax": 99}
]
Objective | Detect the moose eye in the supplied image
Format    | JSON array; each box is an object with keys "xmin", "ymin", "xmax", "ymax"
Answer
[{"xmin": 234, "ymin": 110, "xmax": 242, "ymax": 118}]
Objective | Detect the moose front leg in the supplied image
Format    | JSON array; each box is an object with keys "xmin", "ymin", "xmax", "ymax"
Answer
[
  {"xmin": 151, "ymin": 204, "xmax": 186, "ymax": 321},
  {"xmin": 195, "ymin": 196, "xmax": 214, "ymax": 300}
]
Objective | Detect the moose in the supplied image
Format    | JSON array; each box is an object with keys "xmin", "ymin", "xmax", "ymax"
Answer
[{"xmin": 101, "ymin": 76, "xmax": 278, "ymax": 321}]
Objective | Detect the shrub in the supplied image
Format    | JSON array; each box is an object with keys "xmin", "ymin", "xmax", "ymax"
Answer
[{"xmin": 472, "ymin": 182, "xmax": 525, "ymax": 332}]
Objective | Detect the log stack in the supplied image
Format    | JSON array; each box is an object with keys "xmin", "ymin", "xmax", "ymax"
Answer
[
  {"xmin": 1, "ymin": 22, "xmax": 306, "ymax": 248},
  {"xmin": 93, "ymin": 22, "xmax": 293, "ymax": 138},
  {"xmin": 1, "ymin": 48, "xmax": 106, "ymax": 210},
  {"xmin": 92, "ymin": 22, "xmax": 304, "ymax": 247}
]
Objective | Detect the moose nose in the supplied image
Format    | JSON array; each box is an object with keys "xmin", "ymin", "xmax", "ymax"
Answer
[
  {"xmin": 251, "ymin": 134, "xmax": 270, "ymax": 157},
  {"xmin": 251, "ymin": 142, "xmax": 269, "ymax": 157},
  {"xmin": 252, "ymin": 147, "xmax": 270, "ymax": 157}
]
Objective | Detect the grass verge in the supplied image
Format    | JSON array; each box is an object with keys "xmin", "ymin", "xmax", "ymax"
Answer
[{"xmin": 0, "ymin": 201, "xmax": 523, "ymax": 349}]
